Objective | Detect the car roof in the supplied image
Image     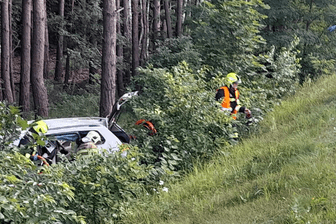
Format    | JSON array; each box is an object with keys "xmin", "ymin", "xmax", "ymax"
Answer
[{"xmin": 40, "ymin": 117, "xmax": 109, "ymax": 132}]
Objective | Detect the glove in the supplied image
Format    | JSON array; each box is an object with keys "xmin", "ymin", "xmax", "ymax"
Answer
[
  {"xmin": 220, "ymin": 107, "xmax": 232, "ymax": 116},
  {"xmin": 220, "ymin": 107, "xmax": 232, "ymax": 112}
]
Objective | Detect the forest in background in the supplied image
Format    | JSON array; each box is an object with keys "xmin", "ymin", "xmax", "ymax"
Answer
[
  {"xmin": 1, "ymin": 0, "xmax": 336, "ymax": 119},
  {"xmin": 1, "ymin": 0, "xmax": 336, "ymax": 223}
]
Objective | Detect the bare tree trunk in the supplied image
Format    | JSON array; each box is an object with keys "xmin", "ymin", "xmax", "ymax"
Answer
[
  {"xmin": 20, "ymin": 0, "xmax": 32, "ymax": 115},
  {"xmin": 100, "ymin": 0, "xmax": 117, "ymax": 117},
  {"xmin": 162, "ymin": 16, "xmax": 167, "ymax": 39},
  {"xmin": 54, "ymin": 0, "xmax": 65, "ymax": 82},
  {"xmin": 64, "ymin": 51, "xmax": 70, "ymax": 86},
  {"xmin": 64, "ymin": 1, "xmax": 74, "ymax": 86},
  {"xmin": 9, "ymin": 0, "xmax": 16, "ymax": 102},
  {"xmin": 122, "ymin": 0, "xmax": 132, "ymax": 84},
  {"xmin": 140, "ymin": 0, "xmax": 148, "ymax": 66},
  {"xmin": 31, "ymin": 0, "xmax": 48, "ymax": 117},
  {"xmin": 43, "ymin": 0, "xmax": 49, "ymax": 79},
  {"xmin": 132, "ymin": 0, "xmax": 139, "ymax": 77},
  {"xmin": 1, "ymin": 0, "xmax": 14, "ymax": 103},
  {"xmin": 176, "ymin": 0, "xmax": 183, "ymax": 36},
  {"xmin": 116, "ymin": 0, "xmax": 124, "ymax": 96},
  {"xmin": 164, "ymin": 0, "xmax": 172, "ymax": 38},
  {"xmin": 153, "ymin": 0, "xmax": 160, "ymax": 47}
]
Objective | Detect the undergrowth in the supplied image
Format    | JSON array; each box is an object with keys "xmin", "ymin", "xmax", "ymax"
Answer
[{"xmin": 121, "ymin": 74, "xmax": 336, "ymax": 223}]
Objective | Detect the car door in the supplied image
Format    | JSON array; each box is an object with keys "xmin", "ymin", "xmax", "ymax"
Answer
[{"xmin": 107, "ymin": 91, "xmax": 138, "ymax": 143}]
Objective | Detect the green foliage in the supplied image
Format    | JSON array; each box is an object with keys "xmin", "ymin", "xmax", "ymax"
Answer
[
  {"xmin": 0, "ymin": 152, "xmax": 85, "ymax": 223},
  {"xmin": 48, "ymin": 0, "xmax": 103, "ymax": 70},
  {"xmin": 207, "ymin": 38, "xmax": 301, "ymax": 138},
  {"xmin": 61, "ymin": 145, "xmax": 151, "ymax": 223},
  {"xmin": 309, "ymin": 55, "xmax": 336, "ymax": 77},
  {"xmin": 190, "ymin": 0, "xmax": 269, "ymax": 73},
  {"xmin": 260, "ymin": 0, "xmax": 336, "ymax": 80},
  {"xmin": 130, "ymin": 36, "xmax": 301, "ymax": 177},
  {"xmin": 246, "ymin": 37, "xmax": 301, "ymax": 106},
  {"xmin": 130, "ymin": 62, "xmax": 233, "ymax": 179},
  {"xmin": 147, "ymin": 36, "xmax": 201, "ymax": 69},
  {"xmin": 0, "ymin": 102, "xmax": 25, "ymax": 150},
  {"xmin": 0, "ymin": 103, "xmax": 154, "ymax": 223},
  {"xmin": 121, "ymin": 73, "xmax": 336, "ymax": 224},
  {"xmin": 47, "ymin": 81, "xmax": 100, "ymax": 118},
  {"xmin": 0, "ymin": 103, "xmax": 84, "ymax": 223}
]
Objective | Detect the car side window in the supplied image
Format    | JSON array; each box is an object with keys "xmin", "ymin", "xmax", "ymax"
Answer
[
  {"xmin": 52, "ymin": 133, "xmax": 80, "ymax": 142},
  {"xmin": 46, "ymin": 133, "xmax": 81, "ymax": 160},
  {"xmin": 48, "ymin": 131, "xmax": 105, "ymax": 148}
]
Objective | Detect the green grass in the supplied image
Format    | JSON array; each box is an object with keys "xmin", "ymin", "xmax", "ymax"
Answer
[{"xmin": 122, "ymin": 74, "xmax": 336, "ymax": 223}]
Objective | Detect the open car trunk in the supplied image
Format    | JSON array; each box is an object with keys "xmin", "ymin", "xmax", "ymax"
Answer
[{"xmin": 107, "ymin": 91, "xmax": 138, "ymax": 143}]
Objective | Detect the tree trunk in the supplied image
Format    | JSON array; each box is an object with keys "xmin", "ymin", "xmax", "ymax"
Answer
[
  {"xmin": 1, "ymin": 0, "xmax": 14, "ymax": 103},
  {"xmin": 122, "ymin": 0, "xmax": 132, "ymax": 85},
  {"xmin": 20, "ymin": 0, "xmax": 32, "ymax": 115},
  {"xmin": 9, "ymin": 0, "xmax": 16, "ymax": 102},
  {"xmin": 164, "ymin": 0, "xmax": 172, "ymax": 38},
  {"xmin": 64, "ymin": 51, "xmax": 70, "ymax": 86},
  {"xmin": 153, "ymin": 0, "xmax": 160, "ymax": 47},
  {"xmin": 132, "ymin": 0, "xmax": 139, "ymax": 77},
  {"xmin": 100, "ymin": 0, "xmax": 117, "ymax": 117},
  {"xmin": 31, "ymin": 0, "xmax": 48, "ymax": 117},
  {"xmin": 140, "ymin": 0, "xmax": 148, "ymax": 66},
  {"xmin": 116, "ymin": 0, "xmax": 124, "ymax": 96},
  {"xmin": 162, "ymin": 16, "xmax": 167, "ymax": 39},
  {"xmin": 54, "ymin": 0, "xmax": 65, "ymax": 82},
  {"xmin": 43, "ymin": 0, "xmax": 49, "ymax": 79},
  {"xmin": 176, "ymin": 0, "xmax": 183, "ymax": 36}
]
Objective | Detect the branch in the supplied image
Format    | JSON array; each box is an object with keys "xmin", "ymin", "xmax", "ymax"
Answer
[
  {"xmin": 116, "ymin": 7, "xmax": 124, "ymax": 13},
  {"xmin": 12, "ymin": 40, "xmax": 21, "ymax": 53}
]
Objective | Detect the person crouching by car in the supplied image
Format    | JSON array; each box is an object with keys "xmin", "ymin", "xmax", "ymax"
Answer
[{"xmin": 19, "ymin": 120, "xmax": 53, "ymax": 165}]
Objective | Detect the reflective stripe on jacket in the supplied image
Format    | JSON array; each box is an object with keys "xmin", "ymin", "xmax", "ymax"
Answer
[{"xmin": 218, "ymin": 86, "xmax": 240, "ymax": 120}]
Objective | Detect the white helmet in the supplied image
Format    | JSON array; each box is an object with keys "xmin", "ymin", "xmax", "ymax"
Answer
[{"xmin": 82, "ymin": 131, "xmax": 101, "ymax": 144}]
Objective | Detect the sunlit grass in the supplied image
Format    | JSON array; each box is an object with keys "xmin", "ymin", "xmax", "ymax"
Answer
[{"xmin": 122, "ymin": 74, "xmax": 336, "ymax": 223}]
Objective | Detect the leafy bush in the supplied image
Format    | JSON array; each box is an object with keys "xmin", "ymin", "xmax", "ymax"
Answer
[
  {"xmin": 0, "ymin": 103, "xmax": 25, "ymax": 150},
  {"xmin": 60, "ymin": 145, "xmax": 151, "ymax": 223},
  {"xmin": 147, "ymin": 36, "xmax": 201, "ymax": 70},
  {"xmin": 0, "ymin": 102, "xmax": 154, "ymax": 223},
  {"xmin": 242, "ymin": 37, "xmax": 301, "ymax": 113},
  {"xmin": 0, "ymin": 152, "xmax": 85, "ymax": 224},
  {"xmin": 130, "ymin": 62, "xmax": 232, "ymax": 180},
  {"xmin": 129, "ymin": 35, "xmax": 301, "ymax": 178},
  {"xmin": 0, "ymin": 102, "xmax": 84, "ymax": 223},
  {"xmin": 190, "ymin": 0, "xmax": 269, "ymax": 73}
]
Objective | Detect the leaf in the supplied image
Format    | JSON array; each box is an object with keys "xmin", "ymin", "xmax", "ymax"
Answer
[{"xmin": 17, "ymin": 117, "xmax": 29, "ymax": 130}]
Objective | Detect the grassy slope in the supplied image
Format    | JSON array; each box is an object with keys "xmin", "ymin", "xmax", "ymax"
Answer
[{"xmin": 123, "ymin": 75, "xmax": 336, "ymax": 224}]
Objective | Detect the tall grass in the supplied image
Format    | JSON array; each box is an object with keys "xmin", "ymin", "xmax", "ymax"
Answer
[{"xmin": 122, "ymin": 74, "xmax": 336, "ymax": 223}]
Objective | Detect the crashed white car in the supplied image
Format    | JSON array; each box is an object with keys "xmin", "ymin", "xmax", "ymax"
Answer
[{"xmin": 14, "ymin": 92, "xmax": 138, "ymax": 164}]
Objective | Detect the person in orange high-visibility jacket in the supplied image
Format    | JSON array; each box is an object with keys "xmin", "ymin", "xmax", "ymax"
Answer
[{"xmin": 215, "ymin": 73, "xmax": 253, "ymax": 141}]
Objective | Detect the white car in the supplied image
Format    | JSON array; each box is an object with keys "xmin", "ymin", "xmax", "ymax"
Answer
[{"xmin": 15, "ymin": 92, "xmax": 138, "ymax": 164}]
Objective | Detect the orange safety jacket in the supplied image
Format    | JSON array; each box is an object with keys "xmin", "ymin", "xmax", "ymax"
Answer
[{"xmin": 218, "ymin": 86, "xmax": 240, "ymax": 120}]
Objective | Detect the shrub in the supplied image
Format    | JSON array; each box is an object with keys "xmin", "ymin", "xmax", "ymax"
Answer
[
  {"xmin": 0, "ymin": 102, "xmax": 84, "ymax": 223},
  {"xmin": 62, "ymin": 145, "xmax": 151, "ymax": 223},
  {"xmin": 147, "ymin": 36, "xmax": 201, "ymax": 70},
  {"xmin": 130, "ymin": 62, "xmax": 232, "ymax": 180}
]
